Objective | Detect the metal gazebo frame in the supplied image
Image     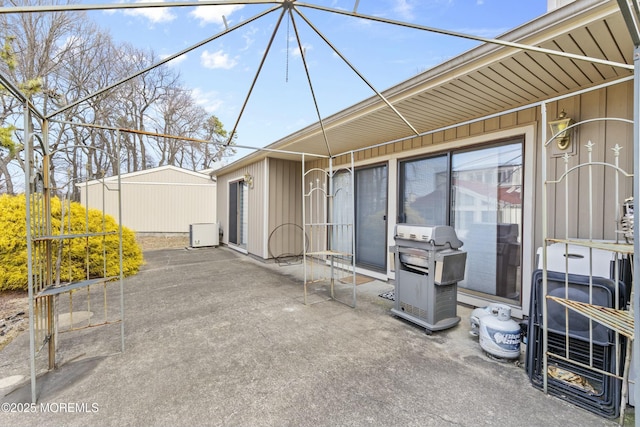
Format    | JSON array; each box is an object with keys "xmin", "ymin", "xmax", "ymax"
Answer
[{"xmin": 0, "ymin": 3, "xmax": 636, "ymax": 421}]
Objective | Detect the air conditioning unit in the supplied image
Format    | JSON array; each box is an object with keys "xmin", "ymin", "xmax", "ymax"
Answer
[{"xmin": 189, "ymin": 223, "xmax": 219, "ymax": 248}]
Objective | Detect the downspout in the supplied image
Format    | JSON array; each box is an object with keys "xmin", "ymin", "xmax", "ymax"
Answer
[{"xmin": 633, "ymin": 44, "xmax": 639, "ymax": 427}]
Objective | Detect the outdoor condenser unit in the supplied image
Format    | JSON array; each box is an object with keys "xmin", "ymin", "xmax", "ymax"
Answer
[{"xmin": 189, "ymin": 223, "xmax": 219, "ymax": 248}]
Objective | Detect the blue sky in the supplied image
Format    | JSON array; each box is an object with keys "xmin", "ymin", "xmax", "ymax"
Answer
[{"xmin": 88, "ymin": 1, "xmax": 548, "ymax": 162}]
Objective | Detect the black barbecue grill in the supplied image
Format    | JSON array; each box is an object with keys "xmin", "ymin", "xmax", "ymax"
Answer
[{"xmin": 390, "ymin": 224, "xmax": 467, "ymax": 333}]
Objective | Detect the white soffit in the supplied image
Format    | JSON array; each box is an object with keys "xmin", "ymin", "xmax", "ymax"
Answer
[{"xmin": 266, "ymin": 1, "xmax": 633, "ymax": 158}]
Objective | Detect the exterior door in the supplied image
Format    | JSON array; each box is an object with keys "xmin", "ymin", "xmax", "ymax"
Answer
[
  {"xmin": 228, "ymin": 180, "xmax": 248, "ymax": 247},
  {"xmin": 229, "ymin": 182, "xmax": 238, "ymax": 244},
  {"xmin": 451, "ymin": 142, "xmax": 523, "ymax": 302},
  {"xmin": 355, "ymin": 164, "xmax": 388, "ymax": 271}
]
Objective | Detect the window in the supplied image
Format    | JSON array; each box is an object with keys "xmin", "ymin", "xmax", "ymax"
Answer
[{"xmin": 398, "ymin": 155, "xmax": 448, "ymax": 225}]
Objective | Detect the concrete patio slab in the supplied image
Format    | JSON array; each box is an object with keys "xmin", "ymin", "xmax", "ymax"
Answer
[{"xmin": 0, "ymin": 246, "xmax": 625, "ymax": 426}]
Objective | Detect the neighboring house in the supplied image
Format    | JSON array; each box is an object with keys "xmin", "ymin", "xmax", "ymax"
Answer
[
  {"xmin": 80, "ymin": 165, "xmax": 217, "ymax": 234},
  {"xmin": 213, "ymin": 0, "xmax": 634, "ymax": 317}
]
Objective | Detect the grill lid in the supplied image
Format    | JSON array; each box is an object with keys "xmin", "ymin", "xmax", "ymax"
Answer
[{"xmin": 395, "ymin": 224, "xmax": 463, "ymax": 249}]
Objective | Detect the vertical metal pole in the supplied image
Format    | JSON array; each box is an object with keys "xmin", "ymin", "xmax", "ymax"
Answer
[
  {"xmin": 42, "ymin": 120, "xmax": 54, "ymax": 370},
  {"xmin": 84, "ymin": 162, "xmax": 91, "ymax": 325},
  {"xmin": 541, "ymin": 102, "xmax": 549, "ymax": 394},
  {"xmin": 85, "ymin": 163, "xmax": 90, "ymax": 279},
  {"xmin": 102, "ymin": 172, "xmax": 107, "ymax": 276},
  {"xmin": 586, "ymin": 142, "xmax": 595, "ymax": 367},
  {"xmin": 102, "ymin": 173, "xmax": 107, "ymax": 323},
  {"xmin": 328, "ymin": 157, "xmax": 334, "ymax": 299},
  {"xmin": 310, "ymin": 179, "xmax": 314, "ymax": 286},
  {"xmin": 350, "ymin": 152, "xmax": 356, "ymax": 308},
  {"xmin": 117, "ymin": 130, "xmax": 125, "ymax": 352},
  {"xmin": 632, "ymin": 45, "xmax": 640, "ymax": 427},
  {"xmin": 302, "ymin": 154, "xmax": 307, "ymax": 304},
  {"xmin": 562, "ymin": 147, "xmax": 571, "ymax": 365},
  {"xmin": 24, "ymin": 105, "xmax": 37, "ymax": 404}
]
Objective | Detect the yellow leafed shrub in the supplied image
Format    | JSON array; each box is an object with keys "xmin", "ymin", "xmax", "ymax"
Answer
[{"xmin": 0, "ymin": 193, "xmax": 144, "ymax": 291}]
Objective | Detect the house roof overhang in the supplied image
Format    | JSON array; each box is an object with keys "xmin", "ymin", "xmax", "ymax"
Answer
[{"xmin": 215, "ymin": 0, "xmax": 633, "ymax": 176}]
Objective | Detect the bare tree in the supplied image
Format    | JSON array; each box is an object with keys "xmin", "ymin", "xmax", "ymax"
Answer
[
  {"xmin": 0, "ymin": 0, "xmax": 235, "ymax": 195},
  {"xmin": 151, "ymin": 87, "xmax": 235, "ymax": 171},
  {"xmin": 0, "ymin": 0, "xmax": 86, "ymax": 194}
]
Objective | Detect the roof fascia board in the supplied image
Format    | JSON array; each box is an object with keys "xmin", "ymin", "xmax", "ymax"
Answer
[
  {"xmin": 213, "ymin": 143, "xmax": 328, "ymax": 176},
  {"xmin": 80, "ymin": 164, "xmax": 211, "ymax": 186}
]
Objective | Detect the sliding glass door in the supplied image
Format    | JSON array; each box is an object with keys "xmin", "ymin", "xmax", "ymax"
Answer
[
  {"xmin": 398, "ymin": 139, "xmax": 523, "ymax": 304},
  {"xmin": 452, "ymin": 143, "xmax": 523, "ymax": 301},
  {"xmin": 355, "ymin": 165, "xmax": 388, "ymax": 271}
]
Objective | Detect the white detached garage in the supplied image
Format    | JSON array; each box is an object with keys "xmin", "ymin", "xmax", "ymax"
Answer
[{"xmin": 79, "ymin": 165, "xmax": 216, "ymax": 234}]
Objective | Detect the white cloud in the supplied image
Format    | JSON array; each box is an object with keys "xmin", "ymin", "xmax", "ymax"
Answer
[
  {"xmin": 123, "ymin": 0, "xmax": 176, "ymax": 24},
  {"xmin": 241, "ymin": 27, "xmax": 258, "ymax": 52},
  {"xmin": 58, "ymin": 34, "xmax": 82, "ymax": 52},
  {"xmin": 292, "ymin": 43, "xmax": 312, "ymax": 59},
  {"xmin": 190, "ymin": 4, "xmax": 244, "ymax": 27},
  {"xmin": 201, "ymin": 49, "xmax": 238, "ymax": 69},
  {"xmin": 191, "ymin": 88, "xmax": 224, "ymax": 114},
  {"xmin": 159, "ymin": 53, "xmax": 188, "ymax": 66},
  {"xmin": 392, "ymin": 0, "xmax": 415, "ymax": 21}
]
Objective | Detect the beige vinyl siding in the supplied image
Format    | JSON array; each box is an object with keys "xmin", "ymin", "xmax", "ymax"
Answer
[
  {"xmin": 247, "ymin": 160, "xmax": 266, "ymax": 257},
  {"xmin": 267, "ymin": 159, "xmax": 303, "ymax": 259},
  {"xmin": 80, "ymin": 166, "xmax": 216, "ymax": 234},
  {"xmin": 544, "ymin": 81, "xmax": 634, "ymax": 242},
  {"xmin": 216, "ymin": 173, "xmax": 229, "ymax": 244}
]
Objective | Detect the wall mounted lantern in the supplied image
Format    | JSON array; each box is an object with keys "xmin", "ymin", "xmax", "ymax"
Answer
[
  {"xmin": 549, "ymin": 110, "xmax": 574, "ymax": 151},
  {"xmin": 243, "ymin": 173, "xmax": 254, "ymax": 188}
]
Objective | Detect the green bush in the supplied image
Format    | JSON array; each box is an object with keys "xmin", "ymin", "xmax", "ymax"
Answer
[{"xmin": 0, "ymin": 193, "xmax": 144, "ymax": 291}]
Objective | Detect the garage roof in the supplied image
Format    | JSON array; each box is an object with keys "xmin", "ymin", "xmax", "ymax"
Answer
[{"xmin": 216, "ymin": 0, "xmax": 633, "ymax": 173}]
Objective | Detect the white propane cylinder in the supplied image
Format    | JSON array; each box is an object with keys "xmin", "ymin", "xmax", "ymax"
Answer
[
  {"xmin": 469, "ymin": 303, "xmax": 502, "ymax": 336},
  {"xmin": 478, "ymin": 304, "xmax": 521, "ymax": 359}
]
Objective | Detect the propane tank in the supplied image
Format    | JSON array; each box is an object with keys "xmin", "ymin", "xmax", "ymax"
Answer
[
  {"xmin": 469, "ymin": 303, "xmax": 501, "ymax": 337},
  {"xmin": 478, "ymin": 304, "xmax": 521, "ymax": 359}
]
